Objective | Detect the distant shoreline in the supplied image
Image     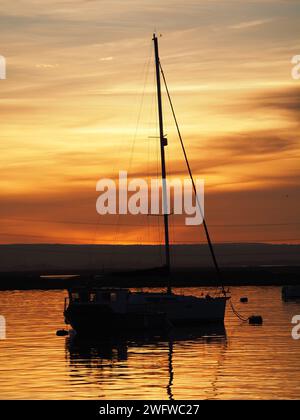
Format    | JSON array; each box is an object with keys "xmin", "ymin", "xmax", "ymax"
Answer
[
  {"xmin": 0, "ymin": 265, "xmax": 300, "ymax": 290},
  {"xmin": 1, "ymin": 243, "xmax": 299, "ymax": 290}
]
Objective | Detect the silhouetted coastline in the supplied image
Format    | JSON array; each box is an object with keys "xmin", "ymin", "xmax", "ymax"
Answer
[
  {"xmin": 1, "ymin": 243, "xmax": 299, "ymax": 290},
  {"xmin": 0, "ymin": 265, "xmax": 300, "ymax": 290}
]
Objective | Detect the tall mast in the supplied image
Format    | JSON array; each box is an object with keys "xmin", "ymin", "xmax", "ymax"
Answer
[{"xmin": 153, "ymin": 33, "xmax": 171, "ymax": 293}]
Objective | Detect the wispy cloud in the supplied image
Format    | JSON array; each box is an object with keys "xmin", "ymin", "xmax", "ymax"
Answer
[
  {"xmin": 1, "ymin": 0, "xmax": 299, "ymax": 244},
  {"xmin": 99, "ymin": 56, "xmax": 114, "ymax": 62},
  {"xmin": 229, "ymin": 18, "xmax": 275, "ymax": 30}
]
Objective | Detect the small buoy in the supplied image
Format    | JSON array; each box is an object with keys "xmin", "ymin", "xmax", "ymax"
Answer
[
  {"xmin": 248, "ymin": 315, "xmax": 263, "ymax": 325},
  {"xmin": 56, "ymin": 329, "xmax": 69, "ymax": 336},
  {"xmin": 240, "ymin": 297, "xmax": 248, "ymax": 303}
]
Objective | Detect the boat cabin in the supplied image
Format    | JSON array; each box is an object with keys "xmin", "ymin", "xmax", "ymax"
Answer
[{"xmin": 66, "ymin": 288, "xmax": 130, "ymax": 313}]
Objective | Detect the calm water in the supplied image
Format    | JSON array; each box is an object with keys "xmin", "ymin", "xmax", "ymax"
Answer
[{"xmin": 0, "ymin": 287, "xmax": 300, "ymax": 399}]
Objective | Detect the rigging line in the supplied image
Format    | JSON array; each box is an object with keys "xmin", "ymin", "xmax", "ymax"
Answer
[
  {"xmin": 159, "ymin": 63, "xmax": 225, "ymax": 291},
  {"xmin": 159, "ymin": 63, "xmax": 250, "ymax": 322},
  {"xmin": 229, "ymin": 300, "xmax": 248, "ymax": 322},
  {"xmin": 108, "ymin": 43, "xmax": 153, "ymax": 266},
  {"xmin": 128, "ymin": 44, "xmax": 153, "ymax": 171},
  {"xmin": 87, "ymin": 45, "xmax": 154, "ymax": 266}
]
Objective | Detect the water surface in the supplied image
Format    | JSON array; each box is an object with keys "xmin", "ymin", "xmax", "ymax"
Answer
[{"xmin": 0, "ymin": 287, "xmax": 299, "ymax": 399}]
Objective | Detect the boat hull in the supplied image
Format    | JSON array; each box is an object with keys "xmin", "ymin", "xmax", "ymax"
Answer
[
  {"xmin": 142, "ymin": 296, "xmax": 227, "ymax": 326},
  {"xmin": 65, "ymin": 295, "xmax": 227, "ymax": 336},
  {"xmin": 65, "ymin": 304, "xmax": 169, "ymax": 336}
]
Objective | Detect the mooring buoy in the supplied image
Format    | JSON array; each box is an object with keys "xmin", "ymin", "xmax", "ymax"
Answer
[
  {"xmin": 248, "ymin": 315, "xmax": 263, "ymax": 325},
  {"xmin": 56, "ymin": 329, "xmax": 69, "ymax": 336}
]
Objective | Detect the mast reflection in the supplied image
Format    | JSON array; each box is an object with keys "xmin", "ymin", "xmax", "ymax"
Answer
[{"xmin": 66, "ymin": 325, "xmax": 227, "ymax": 400}]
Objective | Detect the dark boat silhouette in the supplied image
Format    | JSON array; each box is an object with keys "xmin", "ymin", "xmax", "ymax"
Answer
[{"xmin": 64, "ymin": 34, "xmax": 228, "ymax": 336}]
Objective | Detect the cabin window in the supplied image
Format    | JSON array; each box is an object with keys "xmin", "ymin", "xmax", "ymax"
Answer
[
  {"xmin": 71, "ymin": 292, "xmax": 80, "ymax": 302},
  {"xmin": 111, "ymin": 292, "xmax": 117, "ymax": 302},
  {"xmin": 89, "ymin": 293, "xmax": 97, "ymax": 302}
]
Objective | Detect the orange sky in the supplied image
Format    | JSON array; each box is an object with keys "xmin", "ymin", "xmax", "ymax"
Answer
[{"xmin": 0, "ymin": 0, "xmax": 299, "ymax": 245}]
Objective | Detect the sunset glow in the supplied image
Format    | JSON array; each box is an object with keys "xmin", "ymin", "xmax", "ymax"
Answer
[{"xmin": 1, "ymin": 0, "xmax": 299, "ymax": 244}]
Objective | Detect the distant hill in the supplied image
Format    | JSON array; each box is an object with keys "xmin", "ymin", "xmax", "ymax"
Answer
[{"xmin": 0, "ymin": 243, "xmax": 299, "ymax": 272}]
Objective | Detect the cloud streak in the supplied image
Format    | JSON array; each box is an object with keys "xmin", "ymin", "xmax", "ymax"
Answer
[
  {"xmin": 0, "ymin": 0, "xmax": 299, "ymax": 244},
  {"xmin": 229, "ymin": 18, "xmax": 275, "ymax": 30}
]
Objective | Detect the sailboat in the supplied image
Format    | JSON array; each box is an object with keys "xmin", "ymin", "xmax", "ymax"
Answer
[{"xmin": 64, "ymin": 34, "xmax": 228, "ymax": 335}]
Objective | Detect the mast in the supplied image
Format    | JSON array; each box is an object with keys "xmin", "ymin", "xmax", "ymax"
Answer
[{"xmin": 153, "ymin": 33, "xmax": 171, "ymax": 293}]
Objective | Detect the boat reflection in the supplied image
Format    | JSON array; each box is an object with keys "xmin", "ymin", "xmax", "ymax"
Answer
[{"xmin": 66, "ymin": 325, "xmax": 227, "ymax": 400}]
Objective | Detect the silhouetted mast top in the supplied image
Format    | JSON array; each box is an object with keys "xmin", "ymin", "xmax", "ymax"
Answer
[{"xmin": 153, "ymin": 33, "xmax": 171, "ymax": 294}]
